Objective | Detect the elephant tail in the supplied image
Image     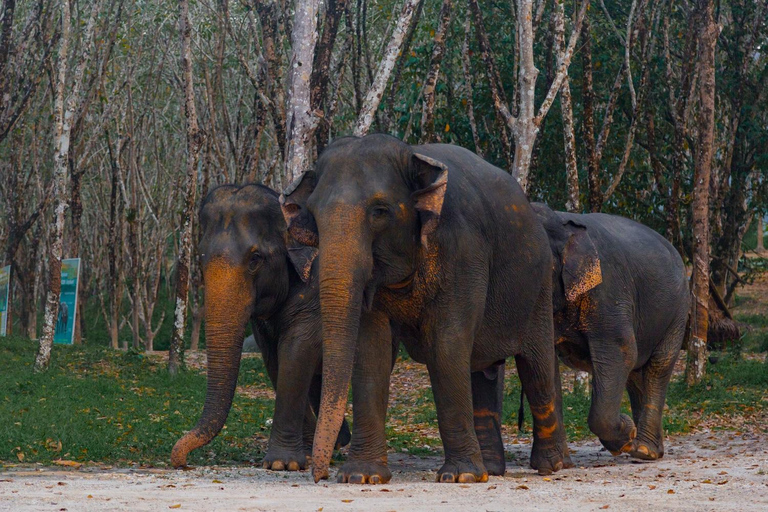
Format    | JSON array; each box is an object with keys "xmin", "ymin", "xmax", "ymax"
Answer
[{"xmin": 517, "ymin": 387, "xmax": 525, "ymax": 432}]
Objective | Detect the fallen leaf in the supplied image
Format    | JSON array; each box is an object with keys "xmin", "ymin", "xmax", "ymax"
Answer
[
  {"xmin": 487, "ymin": 485, "xmax": 497, "ymax": 490},
  {"xmin": 53, "ymin": 459, "xmax": 82, "ymax": 469},
  {"xmin": 648, "ymin": 485, "xmax": 656, "ymax": 490},
  {"xmin": 717, "ymin": 480, "xmax": 728, "ymax": 485},
  {"xmin": 600, "ymin": 506, "xmax": 609, "ymax": 510},
  {"xmin": 16, "ymin": 452, "xmax": 24, "ymax": 462},
  {"xmin": 517, "ymin": 485, "xmax": 529, "ymax": 490},
  {"xmin": 667, "ymin": 490, "xmax": 675, "ymax": 494},
  {"xmin": 211, "ymin": 480, "xmax": 222, "ymax": 484},
  {"xmin": 87, "ymin": 495, "xmax": 93, "ymax": 499},
  {"xmin": 543, "ymin": 477, "xmax": 552, "ymax": 482},
  {"xmin": 718, "ymin": 471, "xmax": 728, "ymax": 475},
  {"xmin": 169, "ymin": 505, "xmax": 181, "ymax": 509},
  {"xmin": 702, "ymin": 479, "xmax": 712, "ymax": 484},
  {"xmin": 341, "ymin": 500, "xmax": 353, "ymax": 503}
]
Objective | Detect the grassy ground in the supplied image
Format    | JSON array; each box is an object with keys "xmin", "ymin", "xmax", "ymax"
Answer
[{"xmin": 2, "ymin": 324, "xmax": 766, "ymax": 468}]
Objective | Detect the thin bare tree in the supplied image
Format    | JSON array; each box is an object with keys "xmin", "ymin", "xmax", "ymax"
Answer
[{"xmin": 170, "ymin": 0, "xmax": 206, "ymax": 374}]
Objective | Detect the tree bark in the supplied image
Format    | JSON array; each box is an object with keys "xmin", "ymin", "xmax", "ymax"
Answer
[
  {"xmin": 284, "ymin": 0, "xmax": 321, "ymax": 183},
  {"xmin": 170, "ymin": 0, "xmax": 205, "ymax": 375},
  {"xmin": 757, "ymin": 215, "xmax": 765, "ymax": 254},
  {"xmin": 581, "ymin": 17, "xmax": 601, "ymax": 212},
  {"xmin": 35, "ymin": 0, "xmax": 72, "ymax": 372},
  {"xmin": 554, "ymin": 0, "xmax": 579, "ymax": 212},
  {"xmin": 461, "ymin": 18, "xmax": 482, "ymax": 156},
  {"xmin": 354, "ymin": 0, "xmax": 421, "ymax": 137},
  {"xmin": 419, "ymin": 0, "xmax": 453, "ymax": 143},
  {"xmin": 686, "ymin": 0, "xmax": 717, "ymax": 387},
  {"xmin": 36, "ymin": 0, "xmax": 102, "ymax": 371}
]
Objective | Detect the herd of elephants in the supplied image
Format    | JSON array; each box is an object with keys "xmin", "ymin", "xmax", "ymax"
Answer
[{"xmin": 170, "ymin": 134, "xmax": 690, "ymax": 485}]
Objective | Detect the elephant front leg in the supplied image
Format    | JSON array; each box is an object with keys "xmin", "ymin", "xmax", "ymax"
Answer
[
  {"xmin": 471, "ymin": 363, "xmax": 506, "ymax": 476},
  {"xmin": 586, "ymin": 329, "xmax": 638, "ymax": 456},
  {"xmin": 263, "ymin": 342, "xmax": 318, "ymax": 471},
  {"xmin": 337, "ymin": 311, "xmax": 393, "ymax": 484},
  {"xmin": 429, "ymin": 343, "xmax": 488, "ymax": 484}
]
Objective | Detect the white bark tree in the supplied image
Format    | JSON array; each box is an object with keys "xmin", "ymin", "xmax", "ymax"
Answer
[
  {"xmin": 284, "ymin": 0, "xmax": 321, "ymax": 183},
  {"xmin": 354, "ymin": 0, "xmax": 422, "ymax": 137},
  {"xmin": 169, "ymin": 0, "xmax": 205, "ymax": 374},
  {"xmin": 35, "ymin": 0, "xmax": 103, "ymax": 371}
]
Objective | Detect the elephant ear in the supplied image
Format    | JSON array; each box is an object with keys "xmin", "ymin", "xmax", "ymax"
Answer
[
  {"xmin": 561, "ymin": 220, "xmax": 602, "ymax": 303},
  {"xmin": 411, "ymin": 153, "xmax": 448, "ymax": 249},
  {"xmin": 281, "ymin": 171, "xmax": 319, "ymax": 282},
  {"xmin": 280, "ymin": 171, "xmax": 319, "ymax": 248}
]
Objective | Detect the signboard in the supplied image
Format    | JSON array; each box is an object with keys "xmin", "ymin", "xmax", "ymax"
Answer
[
  {"xmin": 0, "ymin": 265, "xmax": 9, "ymax": 336},
  {"xmin": 54, "ymin": 258, "xmax": 81, "ymax": 345}
]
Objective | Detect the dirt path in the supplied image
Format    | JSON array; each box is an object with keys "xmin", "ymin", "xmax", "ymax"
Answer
[{"xmin": 2, "ymin": 431, "xmax": 766, "ymax": 511}]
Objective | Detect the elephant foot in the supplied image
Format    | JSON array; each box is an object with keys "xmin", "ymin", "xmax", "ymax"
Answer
[
  {"xmin": 436, "ymin": 459, "xmax": 488, "ymax": 483},
  {"xmin": 262, "ymin": 447, "xmax": 309, "ymax": 471},
  {"xmin": 595, "ymin": 414, "xmax": 637, "ymax": 456},
  {"xmin": 482, "ymin": 453, "xmax": 506, "ymax": 477},
  {"xmin": 529, "ymin": 440, "xmax": 568, "ymax": 476},
  {"xmin": 628, "ymin": 437, "xmax": 663, "ymax": 460},
  {"xmin": 336, "ymin": 461, "xmax": 392, "ymax": 484}
]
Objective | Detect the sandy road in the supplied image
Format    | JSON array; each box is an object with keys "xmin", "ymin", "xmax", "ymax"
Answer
[{"xmin": 1, "ymin": 431, "xmax": 766, "ymax": 512}]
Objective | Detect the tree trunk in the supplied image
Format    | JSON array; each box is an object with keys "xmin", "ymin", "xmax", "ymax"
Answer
[
  {"xmin": 686, "ymin": 0, "xmax": 717, "ymax": 387},
  {"xmin": 419, "ymin": 0, "xmax": 452, "ymax": 143},
  {"xmin": 757, "ymin": 215, "xmax": 765, "ymax": 254},
  {"xmin": 284, "ymin": 0, "xmax": 320, "ymax": 183},
  {"xmin": 354, "ymin": 0, "xmax": 421, "ymax": 137},
  {"xmin": 36, "ymin": 0, "xmax": 102, "ymax": 371},
  {"xmin": 35, "ymin": 0, "xmax": 72, "ymax": 372},
  {"xmin": 170, "ymin": 0, "xmax": 205, "ymax": 375},
  {"xmin": 554, "ymin": 0, "xmax": 579, "ymax": 212},
  {"xmin": 461, "ymin": 18, "xmax": 482, "ymax": 156}
]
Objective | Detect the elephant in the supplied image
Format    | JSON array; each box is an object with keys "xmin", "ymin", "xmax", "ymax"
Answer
[
  {"xmin": 531, "ymin": 203, "xmax": 690, "ymax": 460},
  {"xmin": 281, "ymin": 134, "xmax": 570, "ymax": 484},
  {"xmin": 171, "ymin": 183, "xmax": 353, "ymax": 471}
]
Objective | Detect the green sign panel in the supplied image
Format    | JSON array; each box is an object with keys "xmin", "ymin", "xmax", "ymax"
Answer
[
  {"xmin": 0, "ymin": 265, "xmax": 9, "ymax": 336},
  {"xmin": 54, "ymin": 258, "xmax": 81, "ymax": 345}
]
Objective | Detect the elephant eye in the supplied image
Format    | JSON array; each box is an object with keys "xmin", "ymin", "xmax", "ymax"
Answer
[
  {"xmin": 248, "ymin": 251, "xmax": 263, "ymax": 273},
  {"xmin": 370, "ymin": 206, "xmax": 391, "ymax": 219}
]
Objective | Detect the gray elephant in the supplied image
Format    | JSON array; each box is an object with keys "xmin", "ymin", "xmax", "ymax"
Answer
[
  {"xmin": 282, "ymin": 134, "xmax": 569, "ymax": 484},
  {"xmin": 171, "ymin": 184, "xmax": 353, "ymax": 470},
  {"xmin": 532, "ymin": 203, "xmax": 689, "ymax": 460}
]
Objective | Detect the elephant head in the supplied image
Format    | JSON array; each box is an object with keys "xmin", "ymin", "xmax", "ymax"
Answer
[
  {"xmin": 531, "ymin": 203, "xmax": 603, "ymax": 310},
  {"xmin": 281, "ymin": 134, "xmax": 448, "ymax": 481},
  {"xmin": 171, "ymin": 184, "xmax": 316, "ymax": 468}
]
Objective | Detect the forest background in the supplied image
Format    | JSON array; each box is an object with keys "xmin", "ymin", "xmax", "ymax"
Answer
[{"xmin": 0, "ymin": 0, "xmax": 766, "ymax": 378}]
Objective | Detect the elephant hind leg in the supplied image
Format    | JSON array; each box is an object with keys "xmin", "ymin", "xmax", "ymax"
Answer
[
  {"xmin": 629, "ymin": 326, "xmax": 685, "ymax": 461},
  {"xmin": 471, "ymin": 363, "xmax": 506, "ymax": 476}
]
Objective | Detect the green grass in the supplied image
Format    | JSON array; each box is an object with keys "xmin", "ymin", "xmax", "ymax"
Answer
[
  {"xmin": 1, "ymin": 335, "xmax": 766, "ymax": 467},
  {"xmin": 0, "ymin": 335, "xmax": 273, "ymax": 467}
]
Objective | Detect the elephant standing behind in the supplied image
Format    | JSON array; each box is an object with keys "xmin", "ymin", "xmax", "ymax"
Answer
[
  {"xmin": 171, "ymin": 184, "xmax": 351, "ymax": 470},
  {"xmin": 532, "ymin": 203, "xmax": 689, "ymax": 460}
]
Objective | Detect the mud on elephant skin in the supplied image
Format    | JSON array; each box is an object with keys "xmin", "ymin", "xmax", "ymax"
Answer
[
  {"xmin": 171, "ymin": 184, "xmax": 350, "ymax": 471},
  {"xmin": 532, "ymin": 203, "xmax": 690, "ymax": 461},
  {"xmin": 283, "ymin": 134, "xmax": 568, "ymax": 484}
]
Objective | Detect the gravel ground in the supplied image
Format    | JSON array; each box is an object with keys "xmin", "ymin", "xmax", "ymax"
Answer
[{"xmin": 2, "ymin": 430, "xmax": 766, "ymax": 512}]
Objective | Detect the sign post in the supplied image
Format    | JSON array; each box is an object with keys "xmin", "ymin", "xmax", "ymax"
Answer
[
  {"xmin": 0, "ymin": 265, "xmax": 9, "ymax": 336},
  {"xmin": 54, "ymin": 258, "xmax": 81, "ymax": 345}
]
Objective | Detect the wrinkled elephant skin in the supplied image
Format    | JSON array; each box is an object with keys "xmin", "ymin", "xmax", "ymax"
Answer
[
  {"xmin": 533, "ymin": 203, "xmax": 690, "ymax": 461},
  {"xmin": 283, "ymin": 135, "xmax": 567, "ymax": 484},
  {"xmin": 171, "ymin": 184, "xmax": 350, "ymax": 471}
]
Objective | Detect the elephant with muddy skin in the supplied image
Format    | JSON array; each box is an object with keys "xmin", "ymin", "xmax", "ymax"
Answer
[
  {"xmin": 532, "ymin": 203, "xmax": 689, "ymax": 460},
  {"xmin": 282, "ymin": 134, "xmax": 572, "ymax": 484},
  {"xmin": 171, "ymin": 184, "xmax": 353, "ymax": 471}
]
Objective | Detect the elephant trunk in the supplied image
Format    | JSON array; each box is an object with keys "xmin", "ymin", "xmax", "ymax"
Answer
[
  {"xmin": 171, "ymin": 260, "xmax": 251, "ymax": 468},
  {"xmin": 312, "ymin": 221, "xmax": 370, "ymax": 483}
]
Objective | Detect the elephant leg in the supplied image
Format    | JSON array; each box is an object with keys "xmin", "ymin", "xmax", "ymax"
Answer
[
  {"xmin": 263, "ymin": 336, "xmax": 318, "ymax": 471},
  {"xmin": 337, "ymin": 310, "xmax": 393, "ymax": 484},
  {"xmin": 552, "ymin": 358, "xmax": 574, "ymax": 469},
  {"xmin": 427, "ymin": 317, "xmax": 488, "ymax": 484},
  {"xmin": 629, "ymin": 328, "xmax": 683, "ymax": 461},
  {"xmin": 308, "ymin": 375, "xmax": 351, "ymax": 452},
  {"xmin": 471, "ymin": 363, "xmax": 506, "ymax": 476},
  {"xmin": 586, "ymin": 327, "xmax": 638, "ymax": 456},
  {"xmin": 626, "ymin": 370, "xmax": 645, "ymax": 427},
  {"xmin": 515, "ymin": 284, "xmax": 569, "ymax": 476}
]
